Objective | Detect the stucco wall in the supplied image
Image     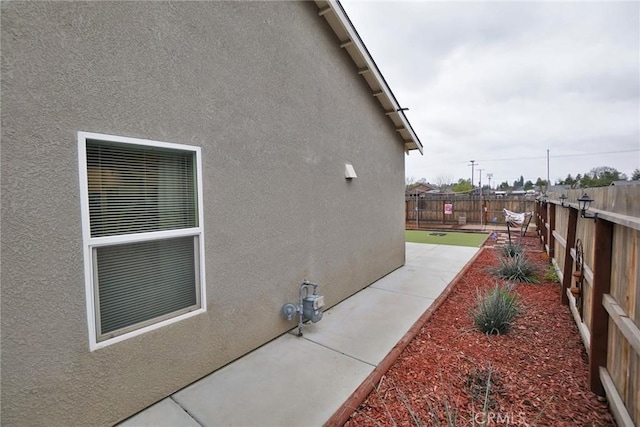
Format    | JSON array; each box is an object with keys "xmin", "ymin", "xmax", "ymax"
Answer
[{"xmin": 1, "ymin": 2, "xmax": 406, "ymax": 425}]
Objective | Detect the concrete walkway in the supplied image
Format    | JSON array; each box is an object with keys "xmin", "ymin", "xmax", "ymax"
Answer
[{"xmin": 119, "ymin": 242, "xmax": 481, "ymax": 427}]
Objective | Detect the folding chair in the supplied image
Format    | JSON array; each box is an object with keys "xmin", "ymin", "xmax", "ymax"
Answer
[{"xmin": 503, "ymin": 208, "xmax": 533, "ymax": 243}]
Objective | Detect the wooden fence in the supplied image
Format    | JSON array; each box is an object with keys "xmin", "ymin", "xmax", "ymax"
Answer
[
  {"xmin": 537, "ymin": 184, "xmax": 640, "ymax": 427},
  {"xmin": 405, "ymin": 195, "xmax": 535, "ymax": 226}
]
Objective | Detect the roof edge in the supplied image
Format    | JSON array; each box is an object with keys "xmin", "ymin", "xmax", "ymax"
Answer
[{"xmin": 314, "ymin": 0, "xmax": 424, "ymax": 155}]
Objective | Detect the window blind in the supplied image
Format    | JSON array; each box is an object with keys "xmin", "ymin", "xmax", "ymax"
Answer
[
  {"xmin": 86, "ymin": 141, "xmax": 196, "ymax": 237},
  {"xmin": 96, "ymin": 236, "xmax": 198, "ymax": 337}
]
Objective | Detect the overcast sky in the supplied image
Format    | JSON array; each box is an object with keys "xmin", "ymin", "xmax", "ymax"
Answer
[{"xmin": 341, "ymin": 1, "xmax": 640, "ymax": 187}]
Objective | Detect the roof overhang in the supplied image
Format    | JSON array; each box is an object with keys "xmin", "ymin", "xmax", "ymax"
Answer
[{"xmin": 314, "ymin": 0, "xmax": 424, "ymax": 155}]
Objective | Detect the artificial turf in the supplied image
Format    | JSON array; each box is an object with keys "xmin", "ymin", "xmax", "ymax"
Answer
[{"xmin": 405, "ymin": 230, "xmax": 488, "ymax": 247}]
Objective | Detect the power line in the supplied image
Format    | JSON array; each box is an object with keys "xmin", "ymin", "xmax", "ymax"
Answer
[{"xmin": 464, "ymin": 149, "xmax": 639, "ymax": 163}]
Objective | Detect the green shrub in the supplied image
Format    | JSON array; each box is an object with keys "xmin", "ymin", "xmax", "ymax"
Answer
[
  {"xmin": 543, "ymin": 266, "xmax": 560, "ymax": 283},
  {"xmin": 500, "ymin": 241, "xmax": 524, "ymax": 258},
  {"xmin": 472, "ymin": 284, "xmax": 521, "ymax": 335},
  {"xmin": 492, "ymin": 254, "xmax": 539, "ymax": 283}
]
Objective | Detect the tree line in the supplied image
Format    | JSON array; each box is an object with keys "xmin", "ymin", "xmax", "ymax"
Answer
[
  {"xmin": 408, "ymin": 166, "xmax": 640, "ymax": 193},
  {"xmin": 553, "ymin": 166, "xmax": 639, "ymax": 189}
]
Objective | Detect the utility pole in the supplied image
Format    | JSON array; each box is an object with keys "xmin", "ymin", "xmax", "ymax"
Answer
[
  {"xmin": 487, "ymin": 173, "xmax": 493, "ymax": 191},
  {"xmin": 469, "ymin": 160, "xmax": 476, "ymax": 188},
  {"xmin": 478, "ymin": 169, "xmax": 484, "ymax": 227},
  {"xmin": 546, "ymin": 149, "xmax": 550, "ymax": 193}
]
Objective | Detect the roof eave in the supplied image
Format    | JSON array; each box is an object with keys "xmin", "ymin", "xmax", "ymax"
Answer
[{"xmin": 314, "ymin": 0, "xmax": 424, "ymax": 155}]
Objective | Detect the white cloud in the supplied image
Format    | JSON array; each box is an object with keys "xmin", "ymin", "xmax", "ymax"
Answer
[{"xmin": 342, "ymin": 0, "xmax": 640, "ymax": 184}]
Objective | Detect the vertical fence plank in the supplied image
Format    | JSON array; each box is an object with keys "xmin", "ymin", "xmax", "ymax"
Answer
[
  {"xmin": 549, "ymin": 203, "xmax": 556, "ymax": 260},
  {"xmin": 561, "ymin": 208, "xmax": 578, "ymax": 305},
  {"xmin": 589, "ymin": 217, "xmax": 614, "ymax": 395},
  {"xmin": 542, "ymin": 202, "xmax": 549, "ymax": 249},
  {"xmin": 536, "ymin": 201, "xmax": 542, "ymax": 239}
]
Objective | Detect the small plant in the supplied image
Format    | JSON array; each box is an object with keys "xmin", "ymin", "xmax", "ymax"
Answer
[
  {"xmin": 543, "ymin": 266, "xmax": 560, "ymax": 283},
  {"xmin": 492, "ymin": 254, "xmax": 539, "ymax": 283},
  {"xmin": 472, "ymin": 284, "xmax": 521, "ymax": 335},
  {"xmin": 468, "ymin": 366, "xmax": 496, "ymax": 427},
  {"xmin": 500, "ymin": 241, "xmax": 524, "ymax": 258},
  {"xmin": 365, "ymin": 365, "xmax": 500, "ymax": 426},
  {"xmin": 465, "ymin": 366, "xmax": 499, "ymax": 406}
]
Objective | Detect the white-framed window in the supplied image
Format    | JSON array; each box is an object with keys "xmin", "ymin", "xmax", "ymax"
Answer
[{"xmin": 78, "ymin": 131, "xmax": 206, "ymax": 350}]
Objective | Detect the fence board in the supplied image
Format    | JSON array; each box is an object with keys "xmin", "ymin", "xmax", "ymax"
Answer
[
  {"xmin": 606, "ymin": 321, "xmax": 626, "ymax": 400},
  {"xmin": 604, "ymin": 295, "xmax": 640, "ymax": 362},
  {"xmin": 611, "ymin": 226, "xmax": 639, "ymax": 328},
  {"xmin": 561, "ymin": 208, "xmax": 578, "ymax": 305},
  {"xmin": 541, "ymin": 184, "xmax": 640, "ymax": 425},
  {"xmin": 589, "ymin": 218, "xmax": 613, "ymax": 394},
  {"xmin": 583, "ymin": 280, "xmax": 593, "ymax": 330},
  {"xmin": 630, "ymin": 351, "xmax": 640, "ymax": 424},
  {"xmin": 568, "ymin": 288, "xmax": 591, "ymax": 349},
  {"xmin": 600, "ymin": 367, "xmax": 635, "ymax": 427},
  {"xmin": 553, "ymin": 236, "xmax": 566, "ymax": 281},
  {"xmin": 405, "ymin": 196, "xmax": 535, "ymax": 225}
]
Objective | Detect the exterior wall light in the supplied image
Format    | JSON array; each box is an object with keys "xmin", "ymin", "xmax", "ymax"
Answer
[
  {"xmin": 559, "ymin": 194, "xmax": 568, "ymax": 208},
  {"xmin": 577, "ymin": 193, "xmax": 597, "ymax": 220},
  {"xmin": 345, "ymin": 163, "xmax": 357, "ymax": 179}
]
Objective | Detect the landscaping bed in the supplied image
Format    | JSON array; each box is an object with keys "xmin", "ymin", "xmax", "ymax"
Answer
[{"xmin": 345, "ymin": 234, "xmax": 615, "ymax": 426}]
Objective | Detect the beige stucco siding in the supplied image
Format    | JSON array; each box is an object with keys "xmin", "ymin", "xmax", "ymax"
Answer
[{"xmin": 1, "ymin": 2, "xmax": 406, "ymax": 425}]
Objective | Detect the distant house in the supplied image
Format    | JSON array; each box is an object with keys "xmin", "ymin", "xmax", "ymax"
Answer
[
  {"xmin": 406, "ymin": 182, "xmax": 437, "ymax": 197},
  {"xmin": 1, "ymin": 2, "xmax": 422, "ymax": 426}
]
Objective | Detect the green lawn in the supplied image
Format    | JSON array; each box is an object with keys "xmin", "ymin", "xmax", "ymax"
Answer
[{"xmin": 405, "ymin": 230, "xmax": 488, "ymax": 247}]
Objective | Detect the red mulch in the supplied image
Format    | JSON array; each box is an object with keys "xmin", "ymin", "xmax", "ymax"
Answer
[{"xmin": 345, "ymin": 234, "xmax": 615, "ymax": 426}]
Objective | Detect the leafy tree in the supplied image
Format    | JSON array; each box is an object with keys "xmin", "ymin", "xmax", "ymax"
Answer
[
  {"xmin": 452, "ymin": 178, "xmax": 473, "ymax": 193},
  {"xmin": 555, "ymin": 174, "xmax": 580, "ymax": 189},
  {"xmin": 511, "ymin": 176, "xmax": 524, "ymax": 188},
  {"xmin": 524, "ymin": 180, "xmax": 534, "ymax": 190},
  {"xmin": 631, "ymin": 168, "xmax": 640, "ymax": 181},
  {"xmin": 498, "ymin": 181, "xmax": 510, "ymax": 190},
  {"xmin": 579, "ymin": 172, "xmax": 594, "ymax": 188},
  {"xmin": 579, "ymin": 166, "xmax": 626, "ymax": 188},
  {"xmin": 535, "ymin": 178, "xmax": 547, "ymax": 191}
]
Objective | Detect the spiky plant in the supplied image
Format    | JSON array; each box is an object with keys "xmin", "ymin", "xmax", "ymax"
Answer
[
  {"xmin": 472, "ymin": 284, "xmax": 521, "ymax": 335},
  {"xmin": 492, "ymin": 253, "xmax": 539, "ymax": 283},
  {"xmin": 500, "ymin": 241, "xmax": 524, "ymax": 258}
]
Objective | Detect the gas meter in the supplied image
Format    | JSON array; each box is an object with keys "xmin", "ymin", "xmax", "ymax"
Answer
[
  {"xmin": 302, "ymin": 293, "xmax": 324, "ymax": 323},
  {"xmin": 281, "ymin": 280, "xmax": 325, "ymax": 336}
]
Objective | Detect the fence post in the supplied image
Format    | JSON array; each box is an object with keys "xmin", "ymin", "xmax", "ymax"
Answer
[
  {"xmin": 589, "ymin": 218, "xmax": 613, "ymax": 396},
  {"xmin": 561, "ymin": 207, "xmax": 578, "ymax": 305},
  {"xmin": 540, "ymin": 202, "xmax": 548, "ymax": 248},
  {"xmin": 535, "ymin": 201, "xmax": 541, "ymax": 237},
  {"xmin": 548, "ymin": 203, "xmax": 556, "ymax": 260}
]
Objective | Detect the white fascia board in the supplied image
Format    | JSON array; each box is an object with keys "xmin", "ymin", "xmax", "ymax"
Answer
[{"xmin": 325, "ymin": 0, "xmax": 423, "ymax": 155}]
